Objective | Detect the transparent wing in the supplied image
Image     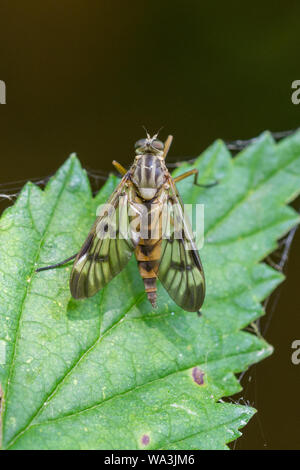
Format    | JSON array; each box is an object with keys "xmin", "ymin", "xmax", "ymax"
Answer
[
  {"xmin": 70, "ymin": 177, "xmax": 138, "ymax": 299},
  {"xmin": 157, "ymin": 179, "xmax": 205, "ymax": 312}
]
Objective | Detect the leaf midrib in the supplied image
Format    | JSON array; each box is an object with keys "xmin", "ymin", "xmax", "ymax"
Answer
[
  {"xmin": 4, "ymin": 145, "xmax": 291, "ymax": 448},
  {"xmin": 3, "ymin": 136, "xmax": 299, "ymax": 450},
  {"xmin": 4, "ymin": 290, "xmax": 146, "ymax": 448},
  {"xmin": 6, "ymin": 343, "xmax": 269, "ymax": 449},
  {"xmin": 1, "ymin": 160, "xmax": 76, "ymax": 449}
]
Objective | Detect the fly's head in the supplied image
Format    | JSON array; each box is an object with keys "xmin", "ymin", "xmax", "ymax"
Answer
[
  {"xmin": 134, "ymin": 131, "xmax": 164, "ymax": 156},
  {"xmin": 132, "ymin": 132, "xmax": 167, "ymax": 200}
]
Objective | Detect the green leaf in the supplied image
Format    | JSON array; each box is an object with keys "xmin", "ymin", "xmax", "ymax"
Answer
[{"xmin": 0, "ymin": 132, "xmax": 299, "ymax": 450}]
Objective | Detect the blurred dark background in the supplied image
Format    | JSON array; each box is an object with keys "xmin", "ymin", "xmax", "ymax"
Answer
[{"xmin": 0, "ymin": 0, "xmax": 299, "ymax": 449}]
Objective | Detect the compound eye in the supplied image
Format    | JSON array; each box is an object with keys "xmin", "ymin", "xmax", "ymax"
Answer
[
  {"xmin": 152, "ymin": 140, "xmax": 164, "ymax": 151},
  {"xmin": 134, "ymin": 139, "xmax": 146, "ymax": 149}
]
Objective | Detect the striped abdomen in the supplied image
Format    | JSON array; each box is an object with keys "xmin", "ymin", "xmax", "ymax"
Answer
[
  {"xmin": 135, "ymin": 237, "xmax": 162, "ymax": 308},
  {"xmin": 134, "ymin": 198, "xmax": 163, "ymax": 308}
]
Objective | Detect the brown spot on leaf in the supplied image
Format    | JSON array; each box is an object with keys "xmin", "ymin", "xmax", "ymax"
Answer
[
  {"xmin": 141, "ymin": 434, "xmax": 150, "ymax": 445},
  {"xmin": 192, "ymin": 367, "xmax": 205, "ymax": 385}
]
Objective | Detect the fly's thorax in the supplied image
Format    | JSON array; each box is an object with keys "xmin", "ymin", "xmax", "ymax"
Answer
[{"xmin": 131, "ymin": 153, "xmax": 166, "ymax": 200}]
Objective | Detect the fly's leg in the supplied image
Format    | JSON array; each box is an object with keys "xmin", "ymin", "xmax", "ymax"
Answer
[
  {"xmin": 162, "ymin": 135, "xmax": 173, "ymax": 159},
  {"xmin": 173, "ymin": 168, "xmax": 218, "ymax": 188},
  {"xmin": 36, "ymin": 253, "xmax": 78, "ymax": 272},
  {"xmin": 112, "ymin": 160, "xmax": 127, "ymax": 176}
]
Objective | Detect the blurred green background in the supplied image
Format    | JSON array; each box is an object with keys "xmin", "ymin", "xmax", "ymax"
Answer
[{"xmin": 0, "ymin": 0, "xmax": 299, "ymax": 449}]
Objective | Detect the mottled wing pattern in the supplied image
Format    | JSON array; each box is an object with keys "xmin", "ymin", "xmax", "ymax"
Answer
[
  {"xmin": 157, "ymin": 179, "xmax": 205, "ymax": 312},
  {"xmin": 70, "ymin": 177, "xmax": 138, "ymax": 299}
]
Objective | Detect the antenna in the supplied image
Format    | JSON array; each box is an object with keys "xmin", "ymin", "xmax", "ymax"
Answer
[{"xmin": 142, "ymin": 125, "xmax": 151, "ymax": 140}]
